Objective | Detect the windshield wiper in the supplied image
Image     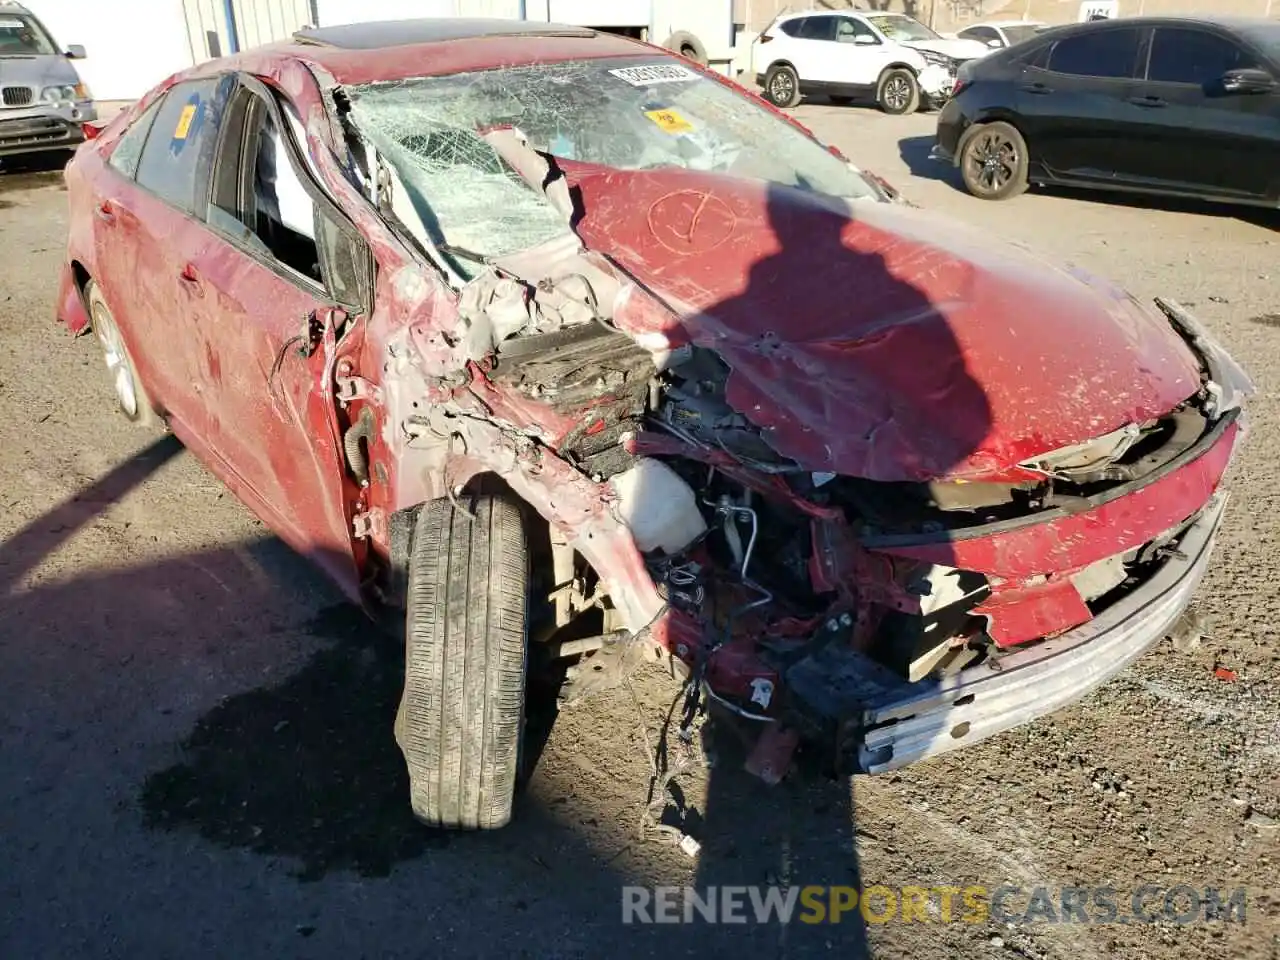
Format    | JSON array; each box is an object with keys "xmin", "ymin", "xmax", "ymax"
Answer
[{"xmin": 438, "ymin": 243, "xmax": 489, "ymax": 266}]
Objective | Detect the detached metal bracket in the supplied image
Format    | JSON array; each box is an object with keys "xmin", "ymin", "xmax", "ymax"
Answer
[
  {"xmin": 335, "ymin": 374, "xmax": 381, "ymax": 405},
  {"xmin": 352, "ymin": 509, "xmax": 383, "ymax": 540}
]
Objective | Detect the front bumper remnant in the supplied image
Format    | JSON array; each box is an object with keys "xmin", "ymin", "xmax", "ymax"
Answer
[
  {"xmin": 784, "ymin": 494, "xmax": 1226, "ymax": 773},
  {"xmin": 856, "ymin": 493, "xmax": 1226, "ymax": 771}
]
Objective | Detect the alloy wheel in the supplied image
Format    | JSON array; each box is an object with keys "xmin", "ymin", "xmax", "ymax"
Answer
[
  {"xmin": 883, "ymin": 75, "xmax": 911, "ymax": 112},
  {"xmin": 770, "ymin": 71, "xmax": 795, "ymax": 103},
  {"xmin": 92, "ymin": 301, "xmax": 139, "ymax": 418},
  {"xmin": 964, "ymin": 130, "xmax": 1020, "ymax": 195}
]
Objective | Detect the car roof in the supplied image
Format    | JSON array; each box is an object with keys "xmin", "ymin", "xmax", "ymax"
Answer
[
  {"xmin": 775, "ymin": 9, "xmax": 891, "ymax": 20},
  {"xmin": 967, "ymin": 20, "xmax": 1045, "ymax": 28},
  {"xmin": 0, "ymin": 1, "xmax": 35, "ymax": 14},
  {"xmin": 1036, "ymin": 14, "xmax": 1278, "ymax": 32},
  {"xmin": 293, "ymin": 17, "xmax": 595, "ymax": 50},
  {"xmin": 215, "ymin": 18, "xmax": 653, "ymax": 86}
]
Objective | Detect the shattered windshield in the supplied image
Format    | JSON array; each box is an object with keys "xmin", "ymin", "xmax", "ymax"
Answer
[
  {"xmin": 867, "ymin": 16, "xmax": 940, "ymax": 42},
  {"xmin": 348, "ymin": 56, "xmax": 875, "ymax": 275}
]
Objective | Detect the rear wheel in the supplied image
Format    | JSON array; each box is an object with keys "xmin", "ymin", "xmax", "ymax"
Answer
[
  {"xmin": 396, "ymin": 495, "xmax": 529, "ymax": 830},
  {"xmin": 959, "ymin": 121, "xmax": 1029, "ymax": 201},
  {"xmin": 763, "ymin": 64, "xmax": 801, "ymax": 108},
  {"xmin": 85, "ymin": 280, "xmax": 159, "ymax": 428},
  {"xmin": 877, "ymin": 68, "xmax": 920, "ymax": 115}
]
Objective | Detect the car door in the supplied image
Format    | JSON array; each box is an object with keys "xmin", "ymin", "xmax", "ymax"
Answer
[
  {"xmin": 831, "ymin": 16, "xmax": 891, "ymax": 88},
  {"xmin": 1015, "ymin": 25, "xmax": 1147, "ymax": 183},
  {"xmin": 1126, "ymin": 25, "xmax": 1278, "ymax": 199},
  {"xmin": 185, "ymin": 74, "xmax": 371, "ymax": 585},
  {"xmin": 92, "ymin": 76, "xmax": 235, "ymax": 437},
  {"xmin": 791, "ymin": 14, "xmax": 841, "ymax": 84}
]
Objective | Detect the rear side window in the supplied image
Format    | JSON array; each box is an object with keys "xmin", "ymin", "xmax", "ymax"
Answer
[
  {"xmin": 960, "ymin": 26, "xmax": 998, "ymax": 42},
  {"xmin": 1047, "ymin": 28, "xmax": 1141, "ymax": 78},
  {"xmin": 798, "ymin": 16, "xmax": 837, "ymax": 42},
  {"xmin": 134, "ymin": 76, "xmax": 235, "ymax": 215},
  {"xmin": 778, "ymin": 17, "xmax": 805, "ymax": 38},
  {"xmin": 1147, "ymin": 28, "xmax": 1253, "ymax": 85},
  {"xmin": 107, "ymin": 97, "xmax": 164, "ymax": 180}
]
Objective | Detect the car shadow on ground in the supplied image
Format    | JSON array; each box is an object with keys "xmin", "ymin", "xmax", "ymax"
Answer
[
  {"xmin": 898, "ymin": 134, "xmax": 963, "ymax": 189},
  {"xmin": 0, "ymin": 150, "xmax": 71, "ymax": 209},
  {"xmin": 0, "ymin": 437, "xmax": 878, "ymax": 957}
]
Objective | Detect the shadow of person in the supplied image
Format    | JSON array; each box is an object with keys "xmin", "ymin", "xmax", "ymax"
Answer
[{"xmin": 624, "ymin": 178, "xmax": 994, "ymax": 953}]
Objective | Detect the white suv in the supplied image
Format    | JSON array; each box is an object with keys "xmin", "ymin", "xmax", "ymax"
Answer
[{"xmin": 753, "ymin": 11, "xmax": 992, "ymax": 114}]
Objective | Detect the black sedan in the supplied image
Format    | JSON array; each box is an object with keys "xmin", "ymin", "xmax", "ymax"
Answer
[{"xmin": 932, "ymin": 16, "xmax": 1280, "ymax": 206}]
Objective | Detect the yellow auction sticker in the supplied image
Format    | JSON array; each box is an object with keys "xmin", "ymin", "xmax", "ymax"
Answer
[
  {"xmin": 645, "ymin": 108, "xmax": 693, "ymax": 134},
  {"xmin": 174, "ymin": 104, "xmax": 197, "ymax": 140}
]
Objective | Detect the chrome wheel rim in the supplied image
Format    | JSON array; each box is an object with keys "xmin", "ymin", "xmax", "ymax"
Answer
[
  {"xmin": 884, "ymin": 75, "xmax": 911, "ymax": 111},
  {"xmin": 92, "ymin": 300, "xmax": 138, "ymax": 418},
  {"xmin": 964, "ymin": 131, "xmax": 1019, "ymax": 194},
  {"xmin": 770, "ymin": 71, "xmax": 794, "ymax": 103}
]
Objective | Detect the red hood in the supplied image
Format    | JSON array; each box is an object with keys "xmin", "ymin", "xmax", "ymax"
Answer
[{"xmin": 571, "ymin": 167, "xmax": 1202, "ymax": 482}]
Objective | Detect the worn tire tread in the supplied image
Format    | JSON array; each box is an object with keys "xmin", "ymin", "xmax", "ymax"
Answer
[{"xmin": 399, "ymin": 495, "xmax": 527, "ymax": 830}]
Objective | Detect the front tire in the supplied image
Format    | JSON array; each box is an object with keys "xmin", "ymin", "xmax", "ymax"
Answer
[
  {"xmin": 397, "ymin": 495, "xmax": 529, "ymax": 830},
  {"xmin": 877, "ymin": 68, "xmax": 920, "ymax": 115},
  {"xmin": 85, "ymin": 280, "xmax": 159, "ymax": 428},
  {"xmin": 763, "ymin": 64, "xmax": 801, "ymax": 108},
  {"xmin": 959, "ymin": 121, "xmax": 1030, "ymax": 201}
]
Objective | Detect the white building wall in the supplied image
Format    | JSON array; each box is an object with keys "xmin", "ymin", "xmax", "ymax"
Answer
[
  {"xmin": 27, "ymin": 0, "xmax": 196, "ymax": 100},
  {"xmin": 232, "ymin": 0, "xmax": 312, "ymax": 49}
]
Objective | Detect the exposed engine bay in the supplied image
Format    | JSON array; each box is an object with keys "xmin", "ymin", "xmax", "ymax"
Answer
[{"xmin": 451, "ymin": 260, "xmax": 1230, "ymax": 708}]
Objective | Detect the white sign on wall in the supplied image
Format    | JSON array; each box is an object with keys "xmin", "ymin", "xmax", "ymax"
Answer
[{"xmin": 1078, "ymin": 1, "xmax": 1119, "ymax": 20}]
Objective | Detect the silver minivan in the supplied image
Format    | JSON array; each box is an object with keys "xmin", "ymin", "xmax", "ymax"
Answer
[{"xmin": 0, "ymin": 1, "xmax": 95, "ymax": 159}]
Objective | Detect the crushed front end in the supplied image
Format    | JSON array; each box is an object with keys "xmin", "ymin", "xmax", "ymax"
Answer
[{"xmin": 339, "ymin": 62, "xmax": 1252, "ymax": 783}]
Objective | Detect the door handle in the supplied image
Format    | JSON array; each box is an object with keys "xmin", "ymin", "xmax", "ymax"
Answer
[
  {"xmin": 1020, "ymin": 82, "xmax": 1052, "ymax": 94},
  {"xmin": 94, "ymin": 200, "xmax": 115, "ymax": 223},
  {"xmin": 1128, "ymin": 95, "xmax": 1167, "ymax": 108},
  {"xmin": 178, "ymin": 263, "xmax": 204, "ymax": 297}
]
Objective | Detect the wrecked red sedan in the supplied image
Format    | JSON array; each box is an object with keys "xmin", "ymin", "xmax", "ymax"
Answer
[{"xmin": 59, "ymin": 19, "xmax": 1252, "ymax": 830}]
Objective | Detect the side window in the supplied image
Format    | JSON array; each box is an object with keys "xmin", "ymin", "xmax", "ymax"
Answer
[
  {"xmin": 1047, "ymin": 28, "xmax": 1142, "ymax": 79},
  {"xmin": 1147, "ymin": 28, "xmax": 1252, "ymax": 86},
  {"xmin": 798, "ymin": 16, "xmax": 837, "ymax": 42},
  {"xmin": 778, "ymin": 17, "xmax": 805, "ymax": 39},
  {"xmin": 134, "ymin": 77, "xmax": 235, "ymax": 214},
  {"xmin": 836, "ymin": 18, "xmax": 876, "ymax": 44},
  {"xmin": 210, "ymin": 85, "xmax": 369, "ymax": 304},
  {"xmin": 1021, "ymin": 42, "xmax": 1053, "ymax": 69},
  {"xmin": 107, "ymin": 96, "xmax": 165, "ymax": 180},
  {"xmin": 962, "ymin": 26, "xmax": 996, "ymax": 42}
]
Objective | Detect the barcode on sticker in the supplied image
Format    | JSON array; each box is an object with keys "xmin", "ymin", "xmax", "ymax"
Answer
[{"xmin": 608, "ymin": 63, "xmax": 700, "ymax": 86}]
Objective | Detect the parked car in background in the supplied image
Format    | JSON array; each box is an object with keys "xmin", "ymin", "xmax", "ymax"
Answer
[
  {"xmin": 60, "ymin": 17, "xmax": 1250, "ymax": 832},
  {"xmin": 952, "ymin": 19, "xmax": 1047, "ymax": 50},
  {"xmin": 934, "ymin": 15, "xmax": 1280, "ymax": 205},
  {"xmin": 0, "ymin": 0, "xmax": 94, "ymax": 160},
  {"xmin": 755, "ymin": 10, "xmax": 992, "ymax": 113}
]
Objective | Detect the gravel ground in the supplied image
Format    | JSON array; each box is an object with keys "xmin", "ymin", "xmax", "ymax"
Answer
[{"xmin": 1, "ymin": 105, "xmax": 1277, "ymax": 960}]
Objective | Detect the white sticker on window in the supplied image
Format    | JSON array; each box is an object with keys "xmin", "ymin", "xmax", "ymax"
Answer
[
  {"xmin": 0, "ymin": 18, "xmax": 26, "ymax": 28},
  {"xmin": 608, "ymin": 63, "xmax": 700, "ymax": 86}
]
